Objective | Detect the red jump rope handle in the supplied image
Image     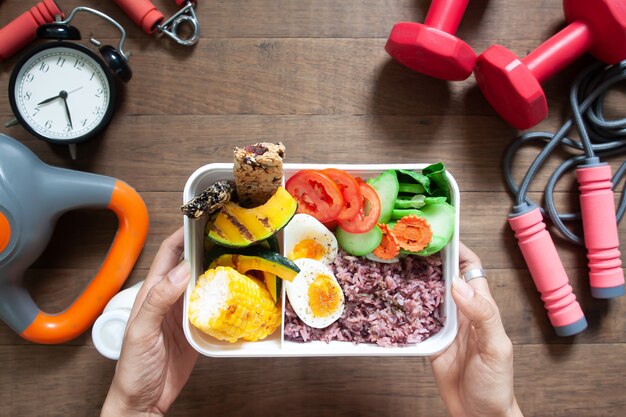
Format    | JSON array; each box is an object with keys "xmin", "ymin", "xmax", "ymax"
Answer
[
  {"xmin": 509, "ymin": 207, "xmax": 587, "ymax": 336},
  {"xmin": 0, "ymin": 0, "xmax": 63, "ymax": 61},
  {"xmin": 112, "ymin": 0, "xmax": 165, "ymax": 34},
  {"xmin": 576, "ymin": 164, "xmax": 625, "ymax": 299}
]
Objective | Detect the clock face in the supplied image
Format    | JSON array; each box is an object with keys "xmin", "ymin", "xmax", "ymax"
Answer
[{"xmin": 9, "ymin": 43, "xmax": 116, "ymax": 144}]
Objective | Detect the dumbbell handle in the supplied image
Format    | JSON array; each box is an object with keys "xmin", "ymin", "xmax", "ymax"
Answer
[
  {"xmin": 0, "ymin": 0, "xmax": 63, "ymax": 61},
  {"xmin": 523, "ymin": 21, "xmax": 592, "ymax": 85},
  {"xmin": 509, "ymin": 207, "xmax": 587, "ymax": 336},
  {"xmin": 424, "ymin": 0, "xmax": 469, "ymax": 34},
  {"xmin": 576, "ymin": 164, "xmax": 625, "ymax": 298}
]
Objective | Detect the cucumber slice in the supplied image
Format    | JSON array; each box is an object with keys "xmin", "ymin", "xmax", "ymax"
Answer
[
  {"xmin": 336, "ymin": 225, "xmax": 383, "ymax": 256},
  {"xmin": 367, "ymin": 170, "xmax": 399, "ymax": 224},
  {"xmin": 391, "ymin": 208, "xmax": 424, "ymax": 220}
]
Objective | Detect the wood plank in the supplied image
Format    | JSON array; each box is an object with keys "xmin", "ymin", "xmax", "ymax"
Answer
[
  {"xmin": 0, "ymin": 0, "xmax": 563, "ymax": 40},
  {"xmin": 0, "ymin": 38, "xmax": 601, "ymax": 117},
  {"xmin": 0, "ymin": 344, "xmax": 623, "ymax": 417}
]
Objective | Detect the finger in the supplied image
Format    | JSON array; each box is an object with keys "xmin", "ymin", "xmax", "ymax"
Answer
[
  {"xmin": 147, "ymin": 227, "xmax": 185, "ymax": 283},
  {"xmin": 458, "ymin": 241, "xmax": 492, "ymax": 298},
  {"xmin": 451, "ymin": 277, "xmax": 509, "ymax": 357},
  {"xmin": 131, "ymin": 260, "xmax": 191, "ymax": 335}
]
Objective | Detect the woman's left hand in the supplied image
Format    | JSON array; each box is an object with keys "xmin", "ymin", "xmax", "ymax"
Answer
[{"xmin": 102, "ymin": 227, "xmax": 198, "ymax": 417}]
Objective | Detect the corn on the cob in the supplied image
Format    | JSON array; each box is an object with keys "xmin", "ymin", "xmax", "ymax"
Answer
[{"xmin": 188, "ymin": 266, "xmax": 281, "ymax": 343}]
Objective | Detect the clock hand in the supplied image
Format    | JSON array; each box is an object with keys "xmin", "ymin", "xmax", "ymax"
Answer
[
  {"xmin": 67, "ymin": 86, "xmax": 84, "ymax": 95},
  {"xmin": 59, "ymin": 91, "xmax": 72, "ymax": 129},
  {"xmin": 37, "ymin": 93, "xmax": 61, "ymax": 106}
]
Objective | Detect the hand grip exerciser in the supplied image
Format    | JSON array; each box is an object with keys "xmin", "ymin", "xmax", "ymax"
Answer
[
  {"xmin": 0, "ymin": 134, "xmax": 149, "ymax": 344},
  {"xmin": 508, "ymin": 207, "xmax": 587, "ymax": 336},
  {"xmin": 112, "ymin": 0, "xmax": 199, "ymax": 45},
  {"xmin": 576, "ymin": 164, "xmax": 625, "ymax": 298},
  {"xmin": 0, "ymin": 0, "xmax": 63, "ymax": 61},
  {"xmin": 385, "ymin": 0, "xmax": 476, "ymax": 81}
]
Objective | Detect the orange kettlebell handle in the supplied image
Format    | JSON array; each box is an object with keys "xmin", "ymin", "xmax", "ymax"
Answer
[{"xmin": 21, "ymin": 181, "xmax": 149, "ymax": 344}]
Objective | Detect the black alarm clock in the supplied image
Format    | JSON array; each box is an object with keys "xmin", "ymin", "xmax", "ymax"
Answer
[{"xmin": 7, "ymin": 7, "xmax": 131, "ymax": 150}]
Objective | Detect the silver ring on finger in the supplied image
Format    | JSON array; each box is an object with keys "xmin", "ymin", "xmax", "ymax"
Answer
[{"xmin": 462, "ymin": 268, "xmax": 486, "ymax": 282}]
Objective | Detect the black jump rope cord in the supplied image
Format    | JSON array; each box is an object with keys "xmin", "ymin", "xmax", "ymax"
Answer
[{"xmin": 503, "ymin": 60, "xmax": 626, "ymax": 246}]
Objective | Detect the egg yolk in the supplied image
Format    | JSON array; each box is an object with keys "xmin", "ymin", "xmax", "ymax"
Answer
[
  {"xmin": 289, "ymin": 239, "xmax": 326, "ymax": 261},
  {"xmin": 308, "ymin": 274, "xmax": 341, "ymax": 317}
]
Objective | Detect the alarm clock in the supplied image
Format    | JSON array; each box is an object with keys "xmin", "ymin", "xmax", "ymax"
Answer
[{"xmin": 7, "ymin": 7, "xmax": 131, "ymax": 150}]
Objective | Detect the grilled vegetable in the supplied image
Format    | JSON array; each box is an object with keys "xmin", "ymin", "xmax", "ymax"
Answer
[
  {"xmin": 181, "ymin": 180, "xmax": 235, "ymax": 219},
  {"xmin": 188, "ymin": 266, "xmax": 281, "ymax": 343},
  {"xmin": 207, "ymin": 186, "xmax": 297, "ymax": 247},
  {"xmin": 209, "ymin": 249, "xmax": 300, "ymax": 282}
]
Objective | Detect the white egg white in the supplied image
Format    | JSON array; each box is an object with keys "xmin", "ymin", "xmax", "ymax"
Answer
[
  {"xmin": 284, "ymin": 213, "xmax": 338, "ymax": 264},
  {"xmin": 285, "ymin": 258, "xmax": 345, "ymax": 329}
]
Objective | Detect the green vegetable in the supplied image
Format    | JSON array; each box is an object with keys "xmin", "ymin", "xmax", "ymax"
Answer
[
  {"xmin": 397, "ymin": 169, "xmax": 431, "ymax": 194},
  {"xmin": 422, "ymin": 162, "xmax": 451, "ymax": 202},
  {"xmin": 367, "ymin": 170, "xmax": 399, "ymax": 224},
  {"xmin": 394, "ymin": 195, "xmax": 426, "ymax": 209},
  {"xmin": 424, "ymin": 196, "xmax": 447, "ymax": 205},
  {"xmin": 336, "ymin": 225, "xmax": 383, "ymax": 256},
  {"xmin": 391, "ymin": 208, "xmax": 423, "ymax": 220},
  {"xmin": 398, "ymin": 183, "xmax": 425, "ymax": 194}
]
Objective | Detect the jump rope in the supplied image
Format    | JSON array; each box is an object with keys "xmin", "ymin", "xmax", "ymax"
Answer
[{"xmin": 503, "ymin": 60, "xmax": 626, "ymax": 335}]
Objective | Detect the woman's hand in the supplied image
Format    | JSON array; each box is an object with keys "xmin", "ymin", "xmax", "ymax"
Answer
[
  {"xmin": 102, "ymin": 227, "xmax": 198, "ymax": 417},
  {"xmin": 430, "ymin": 243, "xmax": 523, "ymax": 417}
]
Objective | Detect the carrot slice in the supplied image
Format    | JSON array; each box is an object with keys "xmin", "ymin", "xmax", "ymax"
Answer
[
  {"xmin": 373, "ymin": 223, "xmax": 400, "ymax": 260},
  {"xmin": 393, "ymin": 215, "xmax": 433, "ymax": 252}
]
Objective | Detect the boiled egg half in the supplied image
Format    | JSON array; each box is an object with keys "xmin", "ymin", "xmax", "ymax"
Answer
[
  {"xmin": 284, "ymin": 213, "xmax": 338, "ymax": 265},
  {"xmin": 285, "ymin": 258, "xmax": 345, "ymax": 329}
]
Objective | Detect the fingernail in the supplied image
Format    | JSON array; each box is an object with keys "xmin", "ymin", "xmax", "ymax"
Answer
[
  {"xmin": 453, "ymin": 276, "xmax": 475, "ymax": 299},
  {"xmin": 168, "ymin": 260, "xmax": 190, "ymax": 284}
]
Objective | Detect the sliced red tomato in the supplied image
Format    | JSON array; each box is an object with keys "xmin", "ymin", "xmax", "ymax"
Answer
[
  {"xmin": 322, "ymin": 168, "xmax": 362, "ymax": 221},
  {"xmin": 336, "ymin": 182, "xmax": 381, "ymax": 233},
  {"xmin": 285, "ymin": 170, "xmax": 344, "ymax": 223}
]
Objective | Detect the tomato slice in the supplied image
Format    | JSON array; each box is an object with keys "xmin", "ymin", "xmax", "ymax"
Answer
[
  {"xmin": 285, "ymin": 170, "xmax": 344, "ymax": 223},
  {"xmin": 322, "ymin": 168, "xmax": 362, "ymax": 221},
  {"xmin": 336, "ymin": 182, "xmax": 381, "ymax": 233}
]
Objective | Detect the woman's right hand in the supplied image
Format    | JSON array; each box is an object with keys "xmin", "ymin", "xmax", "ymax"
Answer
[{"xmin": 430, "ymin": 243, "xmax": 523, "ymax": 417}]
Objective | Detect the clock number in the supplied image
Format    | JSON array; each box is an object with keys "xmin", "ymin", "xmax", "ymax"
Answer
[
  {"xmin": 39, "ymin": 62, "xmax": 49, "ymax": 73},
  {"xmin": 56, "ymin": 57, "xmax": 66, "ymax": 67},
  {"xmin": 23, "ymin": 91, "xmax": 32, "ymax": 101},
  {"xmin": 45, "ymin": 120, "xmax": 53, "ymax": 129},
  {"xmin": 95, "ymin": 88, "xmax": 103, "ymax": 98},
  {"xmin": 90, "ymin": 72, "xmax": 95, "ymax": 81},
  {"xmin": 26, "ymin": 73, "xmax": 34, "ymax": 83},
  {"xmin": 33, "ymin": 107, "xmax": 40, "ymax": 116},
  {"xmin": 81, "ymin": 119, "xmax": 88, "ymax": 127},
  {"xmin": 93, "ymin": 106, "xmax": 101, "ymax": 115},
  {"xmin": 64, "ymin": 124, "xmax": 72, "ymax": 133},
  {"xmin": 74, "ymin": 59, "xmax": 85, "ymax": 70}
]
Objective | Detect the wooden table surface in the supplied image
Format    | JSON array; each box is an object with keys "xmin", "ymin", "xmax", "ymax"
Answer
[{"xmin": 1, "ymin": 1, "xmax": 625, "ymax": 416}]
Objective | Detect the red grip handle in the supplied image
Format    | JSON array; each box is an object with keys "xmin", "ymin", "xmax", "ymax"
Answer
[
  {"xmin": 112, "ymin": 0, "xmax": 165, "ymax": 34},
  {"xmin": 576, "ymin": 165, "xmax": 625, "ymax": 298},
  {"xmin": 0, "ymin": 0, "xmax": 63, "ymax": 61},
  {"xmin": 424, "ymin": 0, "xmax": 469, "ymax": 34},
  {"xmin": 509, "ymin": 208, "xmax": 586, "ymax": 334}
]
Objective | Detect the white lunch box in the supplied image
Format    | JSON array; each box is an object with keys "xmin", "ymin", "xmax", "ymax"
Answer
[{"xmin": 183, "ymin": 164, "xmax": 459, "ymax": 357}]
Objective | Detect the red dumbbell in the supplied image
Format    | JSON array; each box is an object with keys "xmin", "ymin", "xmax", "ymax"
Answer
[
  {"xmin": 474, "ymin": 0, "xmax": 626, "ymax": 130},
  {"xmin": 385, "ymin": 0, "xmax": 476, "ymax": 81}
]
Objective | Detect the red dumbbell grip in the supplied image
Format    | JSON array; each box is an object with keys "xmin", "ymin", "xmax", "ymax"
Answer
[
  {"xmin": 509, "ymin": 208, "xmax": 587, "ymax": 335},
  {"xmin": 0, "ymin": 0, "xmax": 63, "ymax": 61},
  {"xmin": 576, "ymin": 164, "xmax": 625, "ymax": 298},
  {"xmin": 112, "ymin": 0, "xmax": 165, "ymax": 34},
  {"xmin": 424, "ymin": 0, "xmax": 469, "ymax": 35}
]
